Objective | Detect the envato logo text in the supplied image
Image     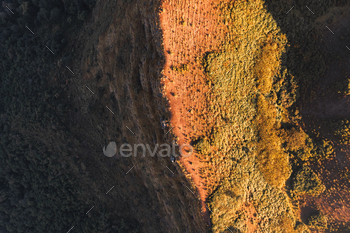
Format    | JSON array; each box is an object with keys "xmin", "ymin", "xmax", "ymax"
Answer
[{"xmin": 103, "ymin": 142, "xmax": 193, "ymax": 158}]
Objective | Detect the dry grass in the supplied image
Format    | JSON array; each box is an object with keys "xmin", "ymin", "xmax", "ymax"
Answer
[
  {"xmin": 159, "ymin": 0, "xmax": 342, "ymax": 232},
  {"xmin": 254, "ymin": 35, "xmax": 287, "ymax": 95},
  {"xmin": 256, "ymin": 94, "xmax": 292, "ymax": 188},
  {"xmin": 280, "ymin": 127, "xmax": 308, "ymax": 152},
  {"xmin": 292, "ymin": 166, "xmax": 326, "ymax": 196},
  {"xmin": 160, "ymin": 0, "xmax": 300, "ymax": 231}
]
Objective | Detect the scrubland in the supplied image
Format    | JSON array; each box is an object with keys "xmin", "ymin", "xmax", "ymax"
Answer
[
  {"xmin": 160, "ymin": 0, "xmax": 350, "ymax": 232},
  {"xmin": 1, "ymin": 0, "xmax": 350, "ymax": 232}
]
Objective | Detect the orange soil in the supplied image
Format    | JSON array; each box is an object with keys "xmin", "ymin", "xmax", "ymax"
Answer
[
  {"xmin": 159, "ymin": 0, "xmax": 228, "ymax": 225},
  {"xmin": 242, "ymin": 201, "xmax": 261, "ymax": 233}
]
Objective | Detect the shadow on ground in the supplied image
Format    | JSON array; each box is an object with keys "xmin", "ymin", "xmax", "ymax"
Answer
[{"xmin": 265, "ymin": 0, "xmax": 350, "ymax": 231}]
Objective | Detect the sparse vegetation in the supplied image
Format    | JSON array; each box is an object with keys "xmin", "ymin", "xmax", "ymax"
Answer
[
  {"xmin": 330, "ymin": 118, "xmax": 350, "ymax": 144},
  {"xmin": 291, "ymin": 166, "xmax": 325, "ymax": 196},
  {"xmin": 193, "ymin": 138, "xmax": 211, "ymax": 155},
  {"xmin": 3, "ymin": 0, "xmax": 350, "ymax": 231},
  {"xmin": 171, "ymin": 63, "xmax": 189, "ymax": 73},
  {"xmin": 161, "ymin": 0, "xmax": 350, "ymax": 232},
  {"xmin": 307, "ymin": 211, "xmax": 328, "ymax": 230}
]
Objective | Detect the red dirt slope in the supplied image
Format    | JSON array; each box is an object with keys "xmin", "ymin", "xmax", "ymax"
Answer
[{"xmin": 159, "ymin": 0, "xmax": 227, "ymax": 225}]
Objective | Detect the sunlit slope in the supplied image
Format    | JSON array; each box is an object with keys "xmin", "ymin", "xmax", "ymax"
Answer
[
  {"xmin": 202, "ymin": 1, "xmax": 298, "ymax": 232},
  {"xmin": 159, "ymin": 0, "xmax": 337, "ymax": 232}
]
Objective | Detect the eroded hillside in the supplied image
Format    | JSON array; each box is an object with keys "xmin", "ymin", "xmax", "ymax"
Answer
[
  {"xmin": 1, "ymin": 0, "xmax": 350, "ymax": 232},
  {"xmin": 0, "ymin": 0, "xmax": 209, "ymax": 232},
  {"xmin": 159, "ymin": 0, "xmax": 350, "ymax": 232}
]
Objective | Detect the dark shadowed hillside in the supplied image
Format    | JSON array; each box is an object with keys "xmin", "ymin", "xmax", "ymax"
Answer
[{"xmin": 0, "ymin": 0, "xmax": 208, "ymax": 232}]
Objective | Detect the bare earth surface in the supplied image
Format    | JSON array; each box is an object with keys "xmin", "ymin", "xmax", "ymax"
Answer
[{"xmin": 159, "ymin": 0, "xmax": 227, "ymax": 224}]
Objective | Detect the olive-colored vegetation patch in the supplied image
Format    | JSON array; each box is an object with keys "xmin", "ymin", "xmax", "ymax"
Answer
[
  {"xmin": 253, "ymin": 26, "xmax": 296, "ymax": 189},
  {"xmin": 291, "ymin": 166, "xmax": 325, "ymax": 196},
  {"xmin": 280, "ymin": 125, "xmax": 334, "ymax": 162},
  {"xmin": 329, "ymin": 118, "xmax": 350, "ymax": 145},
  {"xmin": 280, "ymin": 127, "xmax": 308, "ymax": 152},
  {"xmin": 199, "ymin": 0, "xmax": 350, "ymax": 232},
  {"xmin": 193, "ymin": 138, "xmax": 211, "ymax": 155},
  {"xmin": 202, "ymin": 0, "xmax": 300, "ymax": 232},
  {"xmin": 254, "ymin": 35, "xmax": 287, "ymax": 95},
  {"xmin": 294, "ymin": 222, "xmax": 311, "ymax": 233},
  {"xmin": 256, "ymin": 94, "xmax": 291, "ymax": 188},
  {"xmin": 161, "ymin": 0, "xmax": 346, "ymax": 231},
  {"xmin": 200, "ymin": 0, "xmax": 339, "ymax": 232},
  {"xmin": 209, "ymin": 179, "xmax": 247, "ymax": 233},
  {"xmin": 199, "ymin": 46, "xmax": 257, "ymax": 195},
  {"xmin": 171, "ymin": 63, "xmax": 189, "ymax": 73}
]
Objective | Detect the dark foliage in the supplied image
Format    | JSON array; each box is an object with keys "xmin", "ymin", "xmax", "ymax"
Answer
[{"xmin": 0, "ymin": 1, "xmax": 140, "ymax": 232}]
